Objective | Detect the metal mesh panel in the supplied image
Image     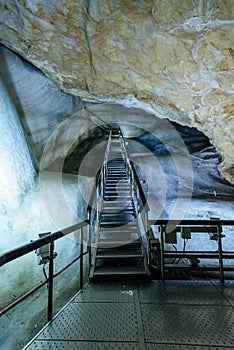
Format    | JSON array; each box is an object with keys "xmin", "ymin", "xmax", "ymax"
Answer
[
  {"xmin": 27, "ymin": 341, "xmax": 139, "ymax": 350},
  {"xmin": 141, "ymin": 304, "xmax": 234, "ymax": 346},
  {"xmin": 138, "ymin": 280, "xmax": 229, "ymax": 305},
  {"xmin": 212, "ymin": 280, "xmax": 234, "ymax": 306},
  {"xmin": 73, "ymin": 281, "xmax": 137, "ymax": 303},
  {"xmin": 146, "ymin": 344, "xmax": 233, "ymax": 350},
  {"xmin": 38, "ymin": 302, "xmax": 139, "ymax": 342},
  {"xmin": 24, "ymin": 280, "xmax": 233, "ymax": 350}
]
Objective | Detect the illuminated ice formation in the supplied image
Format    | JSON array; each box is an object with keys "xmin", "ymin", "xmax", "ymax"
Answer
[{"xmin": 0, "ymin": 75, "xmax": 36, "ymax": 237}]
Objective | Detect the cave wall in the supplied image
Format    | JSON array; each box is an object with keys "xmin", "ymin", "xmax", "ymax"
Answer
[
  {"xmin": 0, "ymin": 45, "xmax": 86, "ymax": 160},
  {"xmin": 0, "ymin": 0, "xmax": 233, "ymax": 182}
]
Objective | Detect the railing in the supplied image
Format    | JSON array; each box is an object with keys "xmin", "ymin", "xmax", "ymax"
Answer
[
  {"xmin": 84, "ymin": 107, "xmax": 112, "ymax": 133},
  {"xmin": 0, "ymin": 220, "xmax": 89, "ymax": 321},
  {"xmin": 0, "ymin": 128, "xmax": 113, "ymax": 325},
  {"xmin": 148, "ymin": 219, "xmax": 234, "ymax": 282},
  {"xmin": 119, "ymin": 132, "xmax": 151, "ymax": 268},
  {"xmin": 1, "ymin": 128, "xmax": 233, "ymax": 332},
  {"xmin": 87, "ymin": 130, "xmax": 112, "ymax": 250}
]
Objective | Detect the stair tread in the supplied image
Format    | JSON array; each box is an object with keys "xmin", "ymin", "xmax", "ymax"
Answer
[
  {"xmin": 99, "ymin": 233, "xmax": 138, "ymax": 241},
  {"xmin": 102, "ymin": 204, "xmax": 133, "ymax": 208},
  {"xmin": 100, "ymin": 222, "xmax": 136, "ymax": 227},
  {"xmin": 104, "ymin": 191, "xmax": 130, "ymax": 194},
  {"xmin": 100, "ymin": 230, "xmax": 138, "ymax": 235},
  {"xmin": 104, "ymin": 198, "xmax": 131, "ymax": 201},
  {"xmin": 93, "ymin": 265, "xmax": 147, "ymax": 276},
  {"xmin": 105, "ymin": 184, "xmax": 129, "ymax": 187},
  {"xmin": 100, "ymin": 226, "xmax": 138, "ymax": 232},
  {"xmin": 102, "ymin": 208, "xmax": 134, "ymax": 212},
  {"xmin": 96, "ymin": 251, "xmax": 144, "ymax": 258},
  {"xmin": 105, "ymin": 180, "xmax": 128, "ymax": 182},
  {"xmin": 97, "ymin": 240, "xmax": 140, "ymax": 248},
  {"xmin": 104, "ymin": 194, "xmax": 131, "ymax": 197},
  {"xmin": 101, "ymin": 212, "xmax": 134, "ymax": 216}
]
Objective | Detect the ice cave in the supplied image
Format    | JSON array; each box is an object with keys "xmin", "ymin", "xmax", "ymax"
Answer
[{"xmin": 0, "ymin": 1, "xmax": 233, "ymax": 349}]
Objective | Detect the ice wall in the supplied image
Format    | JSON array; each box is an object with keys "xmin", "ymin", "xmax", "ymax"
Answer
[{"xmin": 0, "ymin": 74, "xmax": 36, "ymax": 243}]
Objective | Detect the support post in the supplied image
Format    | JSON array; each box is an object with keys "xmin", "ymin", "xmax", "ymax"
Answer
[
  {"xmin": 47, "ymin": 241, "xmax": 54, "ymax": 322},
  {"xmin": 88, "ymin": 225, "xmax": 92, "ymax": 269},
  {"xmin": 80, "ymin": 228, "xmax": 84, "ymax": 290},
  {"xmin": 145, "ymin": 211, "xmax": 150, "ymax": 266},
  {"xmin": 218, "ymin": 225, "xmax": 224, "ymax": 283},
  {"xmin": 160, "ymin": 225, "xmax": 165, "ymax": 281}
]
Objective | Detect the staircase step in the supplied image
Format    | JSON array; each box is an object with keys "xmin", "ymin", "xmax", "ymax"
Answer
[
  {"xmin": 107, "ymin": 179, "xmax": 129, "ymax": 182},
  {"xmin": 103, "ymin": 203, "xmax": 133, "ymax": 207},
  {"xmin": 103, "ymin": 200, "xmax": 133, "ymax": 205},
  {"xmin": 100, "ymin": 225, "xmax": 137, "ymax": 232},
  {"xmin": 102, "ymin": 208, "xmax": 134, "ymax": 214},
  {"xmin": 93, "ymin": 265, "xmax": 147, "ymax": 277},
  {"xmin": 101, "ymin": 213, "xmax": 135, "ymax": 220},
  {"xmin": 106, "ymin": 171, "xmax": 127, "ymax": 174},
  {"xmin": 108, "ymin": 158, "xmax": 124, "ymax": 160},
  {"xmin": 104, "ymin": 186, "xmax": 129, "ymax": 190},
  {"xmin": 99, "ymin": 233, "xmax": 139, "ymax": 242},
  {"xmin": 107, "ymin": 174, "xmax": 127, "ymax": 177},
  {"xmin": 104, "ymin": 192, "xmax": 131, "ymax": 196},
  {"xmin": 105, "ymin": 185, "xmax": 129, "ymax": 188},
  {"xmin": 108, "ymin": 165, "xmax": 125, "ymax": 167},
  {"xmin": 104, "ymin": 190, "xmax": 131, "ymax": 198},
  {"xmin": 96, "ymin": 249, "xmax": 143, "ymax": 259},
  {"xmin": 106, "ymin": 178, "xmax": 128, "ymax": 181},
  {"xmin": 103, "ymin": 199, "xmax": 132, "ymax": 203},
  {"xmin": 97, "ymin": 240, "xmax": 140, "ymax": 248},
  {"xmin": 105, "ymin": 180, "xmax": 128, "ymax": 184},
  {"xmin": 104, "ymin": 196, "xmax": 131, "ymax": 201},
  {"xmin": 100, "ymin": 223, "xmax": 134, "ymax": 228},
  {"xmin": 108, "ymin": 165, "xmax": 126, "ymax": 168}
]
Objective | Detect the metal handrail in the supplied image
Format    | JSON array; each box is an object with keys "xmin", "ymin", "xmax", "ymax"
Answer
[
  {"xmin": 118, "ymin": 131, "xmax": 151, "ymax": 269},
  {"xmin": 0, "ymin": 132, "xmax": 114, "ymax": 323},
  {"xmin": 87, "ymin": 130, "xmax": 112, "ymax": 214},
  {"xmin": 84, "ymin": 107, "xmax": 113, "ymax": 133},
  {"xmin": 149, "ymin": 219, "xmax": 234, "ymax": 282},
  {"xmin": 148, "ymin": 219, "xmax": 234, "ymax": 226},
  {"xmin": 87, "ymin": 129, "xmax": 113, "ymax": 259},
  {"xmin": 0, "ymin": 221, "xmax": 88, "ymax": 268},
  {"xmin": 119, "ymin": 132, "xmax": 149, "ymax": 213},
  {"xmin": 0, "ymin": 220, "xmax": 89, "ymax": 321}
]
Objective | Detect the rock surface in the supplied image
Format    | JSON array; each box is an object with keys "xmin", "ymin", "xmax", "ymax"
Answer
[
  {"xmin": 0, "ymin": 46, "xmax": 86, "ymax": 160},
  {"xmin": 0, "ymin": 0, "xmax": 233, "ymax": 182}
]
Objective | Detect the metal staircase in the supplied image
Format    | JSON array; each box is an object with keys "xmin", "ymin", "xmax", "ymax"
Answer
[{"xmin": 89, "ymin": 129, "xmax": 150, "ymax": 279}]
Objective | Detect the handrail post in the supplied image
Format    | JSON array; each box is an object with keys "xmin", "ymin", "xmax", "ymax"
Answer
[
  {"xmin": 47, "ymin": 241, "xmax": 54, "ymax": 322},
  {"xmin": 88, "ymin": 223, "xmax": 92, "ymax": 269},
  {"xmin": 160, "ymin": 225, "xmax": 165, "ymax": 281},
  {"xmin": 218, "ymin": 224, "xmax": 224, "ymax": 283},
  {"xmin": 80, "ymin": 228, "xmax": 84, "ymax": 289},
  {"xmin": 145, "ymin": 210, "xmax": 151, "ymax": 266}
]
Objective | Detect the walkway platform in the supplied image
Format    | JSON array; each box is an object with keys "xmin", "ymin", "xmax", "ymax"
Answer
[{"xmin": 24, "ymin": 279, "xmax": 234, "ymax": 349}]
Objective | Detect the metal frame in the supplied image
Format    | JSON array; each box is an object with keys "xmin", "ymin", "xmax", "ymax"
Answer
[
  {"xmin": 0, "ymin": 125, "xmax": 233, "ymax": 327},
  {"xmin": 0, "ymin": 221, "xmax": 89, "ymax": 321},
  {"xmin": 148, "ymin": 220, "xmax": 234, "ymax": 282}
]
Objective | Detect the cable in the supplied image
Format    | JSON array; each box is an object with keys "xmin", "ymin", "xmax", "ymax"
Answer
[
  {"xmin": 171, "ymin": 244, "xmax": 178, "ymax": 264},
  {"xmin": 182, "ymin": 239, "xmax": 189, "ymax": 264}
]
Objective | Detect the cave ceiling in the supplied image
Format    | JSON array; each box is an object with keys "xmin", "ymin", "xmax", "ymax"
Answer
[{"xmin": 0, "ymin": 0, "xmax": 233, "ymax": 182}]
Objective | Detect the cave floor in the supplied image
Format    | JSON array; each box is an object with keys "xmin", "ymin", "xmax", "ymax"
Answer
[{"xmin": 24, "ymin": 279, "xmax": 234, "ymax": 349}]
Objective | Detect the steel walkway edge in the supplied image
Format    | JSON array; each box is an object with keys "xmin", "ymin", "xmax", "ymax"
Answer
[{"xmin": 23, "ymin": 279, "xmax": 234, "ymax": 349}]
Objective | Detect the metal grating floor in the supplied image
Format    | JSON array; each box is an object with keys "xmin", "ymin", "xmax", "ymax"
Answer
[{"xmin": 24, "ymin": 280, "xmax": 234, "ymax": 350}]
